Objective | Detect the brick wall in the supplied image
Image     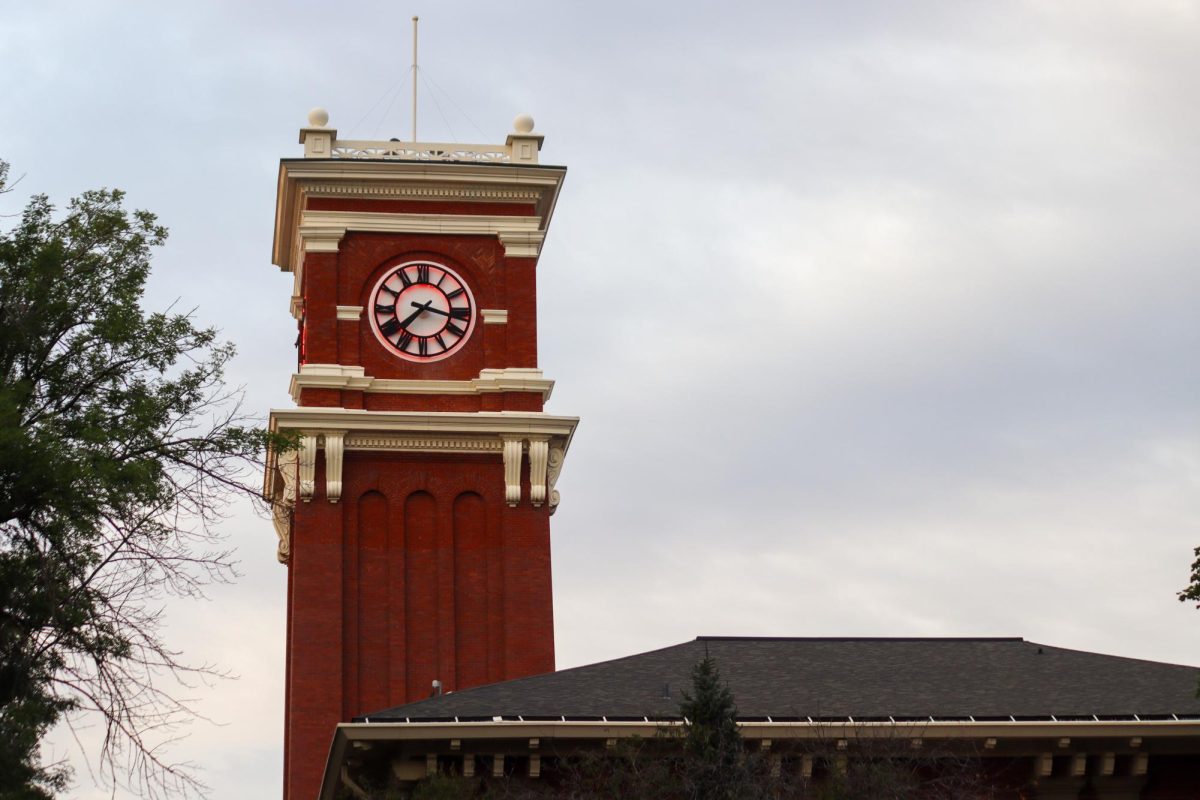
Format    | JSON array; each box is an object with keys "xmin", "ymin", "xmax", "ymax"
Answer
[{"xmin": 282, "ymin": 221, "xmax": 555, "ymax": 799}]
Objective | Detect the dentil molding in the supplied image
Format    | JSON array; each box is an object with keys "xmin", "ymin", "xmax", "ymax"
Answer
[{"xmin": 303, "ymin": 183, "xmax": 541, "ymax": 203}]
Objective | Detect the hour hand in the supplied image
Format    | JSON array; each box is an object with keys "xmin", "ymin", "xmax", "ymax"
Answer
[{"xmin": 399, "ymin": 301, "xmax": 431, "ymax": 328}]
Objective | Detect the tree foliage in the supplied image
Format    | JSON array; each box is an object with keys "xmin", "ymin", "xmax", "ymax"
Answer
[
  {"xmin": 676, "ymin": 654, "xmax": 754, "ymax": 800},
  {"xmin": 0, "ymin": 162, "xmax": 279, "ymax": 798},
  {"xmin": 1179, "ymin": 546, "xmax": 1200, "ymax": 609}
]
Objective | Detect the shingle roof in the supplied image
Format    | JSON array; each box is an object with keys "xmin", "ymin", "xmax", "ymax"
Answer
[{"xmin": 360, "ymin": 637, "xmax": 1200, "ymax": 723}]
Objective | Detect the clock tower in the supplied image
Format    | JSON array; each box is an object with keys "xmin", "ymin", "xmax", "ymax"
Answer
[{"xmin": 264, "ymin": 109, "xmax": 576, "ymax": 800}]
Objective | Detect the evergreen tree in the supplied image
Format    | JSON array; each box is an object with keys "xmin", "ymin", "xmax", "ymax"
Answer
[{"xmin": 678, "ymin": 655, "xmax": 756, "ymax": 800}]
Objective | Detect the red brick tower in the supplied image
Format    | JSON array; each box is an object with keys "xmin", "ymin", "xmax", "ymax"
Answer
[{"xmin": 264, "ymin": 109, "xmax": 576, "ymax": 800}]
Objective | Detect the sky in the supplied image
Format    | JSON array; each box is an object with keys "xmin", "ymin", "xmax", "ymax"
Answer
[{"xmin": 2, "ymin": 1, "xmax": 1199, "ymax": 797}]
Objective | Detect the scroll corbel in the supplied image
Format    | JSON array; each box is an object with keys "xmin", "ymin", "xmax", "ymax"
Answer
[
  {"xmin": 547, "ymin": 444, "xmax": 565, "ymax": 514},
  {"xmin": 528, "ymin": 437, "xmax": 549, "ymax": 507},
  {"xmin": 298, "ymin": 434, "xmax": 317, "ymax": 501},
  {"xmin": 271, "ymin": 449, "xmax": 298, "ymax": 564},
  {"xmin": 502, "ymin": 437, "xmax": 523, "ymax": 506},
  {"xmin": 324, "ymin": 431, "xmax": 344, "ymax": 503}
]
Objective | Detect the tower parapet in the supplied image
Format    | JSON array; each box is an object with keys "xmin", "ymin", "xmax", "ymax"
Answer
[{"xmin": 298, "ymin": 107, "xmax": 545, "ymax": 164}]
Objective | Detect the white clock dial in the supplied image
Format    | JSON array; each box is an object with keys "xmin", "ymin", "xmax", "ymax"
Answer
[{"xmin": 368, "ymin": 261, "xmax": 477, "ymax": 362}]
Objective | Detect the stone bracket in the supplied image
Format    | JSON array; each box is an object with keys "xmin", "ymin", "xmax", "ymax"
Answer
[
  {"xmin": 528, "ymin": 437, "xmax": 549, "ymax": 506},
  {"xmin": 268, "ymin": 449, "xmax": 298, "ymax": 564},
  {"xmin": 293, "ymin": 429, "xmax": 569, "ymax": 511},
  {"xmin": 298, "ymin": 435, "xmax": 317, "ymax": 502},
  {"xmin": 324, "ymin": 432, "xmax": 344, "ymax": 504},
  {"xmin": 502, "ymin": 437, "xmax": 524, "ymax": 506},
  {"xmin": 500, "ymin": 435, "xmax": 561, "ymax": 508}
]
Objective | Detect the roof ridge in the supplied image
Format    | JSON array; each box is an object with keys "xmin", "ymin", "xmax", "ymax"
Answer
[
  {"xmin": 1023, "ymin": 641, "xmax": 1200, "ymax": 670},
  {"xmin": 361, "ymin": 639, "xmax": 701, "ymax": 716},
  {"xmin": 695, "ymin": 636, "xmax": 1026, "ymax": 643}
]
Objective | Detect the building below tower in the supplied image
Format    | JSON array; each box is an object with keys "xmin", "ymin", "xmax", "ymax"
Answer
[{"xmin": 317, "ymin": 636, "xmax": 1200, "ymax": 798}]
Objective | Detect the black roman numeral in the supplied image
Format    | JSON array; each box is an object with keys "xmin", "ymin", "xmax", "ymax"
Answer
[
  {"xmin": 445, "ymin": 287, "xmax": 464, "ymax": 300},
  {"xmin": 418, "ymin": 337, "xmax": 428, "ymax": 357},
  {"xmin": 375, "ymin": 303, "xmax": 395, "ymax": 315},
  {"xmin": 399, "ymin": 269, "xmax": 413, "ymax": 287},
  {"xmin": 435, "ymin": 333, "xmax": 447, "ymax": 350},
  {"xmin": 398, "ymin": 332, "xmax": 414, "ymax": 352},
  {"xmin": 446, "ymin": 322, "xmax": 466, "ymax": 337},
  {"xmin": 379, "ymin": 284, "xmax": 400, "ymax": 297},
  {"xmin": 417, "ymin": 264, "xmax": 430, "ymax": 284},
  {"xmin": 450, "ymin": 307, "xmax": 471, "ymax": 320}
]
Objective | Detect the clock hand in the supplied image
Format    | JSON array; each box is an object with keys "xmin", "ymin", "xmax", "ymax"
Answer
[
  {"xmin": 413, "ymin": 303, "xmax": 453, "ymax": 318},
  {"xmin": 398, "ymin": 301, "xmax": 432, "ymax": 328}
]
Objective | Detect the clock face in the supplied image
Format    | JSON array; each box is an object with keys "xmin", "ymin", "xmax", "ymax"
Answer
[{"xmin": 368, "ymin": 261, "xmax": 477, "ymax": 362}]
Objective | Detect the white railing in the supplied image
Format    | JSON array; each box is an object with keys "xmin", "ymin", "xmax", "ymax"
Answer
[
  {"xmin": 299, "ymin": 110, "xmax": 544, "ymax": 165},
  {"xmin": 330, "ymin": 140, "xmax": 512, "ymax": 163}
]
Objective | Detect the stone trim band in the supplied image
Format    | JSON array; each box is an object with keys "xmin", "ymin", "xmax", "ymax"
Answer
[{"xmin": 289, "ymin": 365, "xmax": 555, "ymax": 402}]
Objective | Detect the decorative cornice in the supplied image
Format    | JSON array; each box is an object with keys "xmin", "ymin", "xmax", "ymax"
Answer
[
  {"xmin": 481, "ymin": 309, "xmax": 508, "ymax": 325},
  {"xmin": 270, "ymin": 407, "xmax": 577, "ymax": 441},
  {"xmin": 304, "ymin": 182, "xmax": 541, "ymax": 202},
  {"xmin": 344, "ymin": 434, "xmax": 503, "ymax": 453},
  {"xmin": 272, "ymin": 160, "xmax": 567, "ymax": 273},
  {"xmin": 266, "ymin": 408, "xmax": 578, "ymax": 512},
  {"xmin": 296, "ymin": 210, "xmax": 545, "ymax": 258},
  {"xmin": 289, "ymin": 365, "xmax": 555, "ymax": 403},
  {"xmin": 336, "ymin": 305, "xmax": 363, "ymax": 321}
]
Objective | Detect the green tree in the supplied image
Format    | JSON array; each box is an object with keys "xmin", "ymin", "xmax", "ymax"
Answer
[
  {"xmin": 677, "ymin": 655, "xmax": 763, "ymax": 800},
  {"xmin": 1182, "ymin": 547, "xmax": 1200, "ymax": 695},
  {"xmin": 1179, "ymin": 547, "xmax": 1200, "ymax": 609},
  {"xmin": 0, "ymin": 162, "xmax": 281, "ymax": 799}
]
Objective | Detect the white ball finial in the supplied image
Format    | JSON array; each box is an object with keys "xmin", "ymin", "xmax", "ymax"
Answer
[
  {"xmin": 513, "ymin": 113, "xmax": 535, "ymax": 134},
  {"xmin": 307, "ymin": 107, "xmax": 330, "ymax": 128}
]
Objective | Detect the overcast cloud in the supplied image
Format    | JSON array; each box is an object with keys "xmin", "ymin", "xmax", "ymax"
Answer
[{"xmin": 2, "ymin": 1, "xmax": 1198, "ymax": 798}]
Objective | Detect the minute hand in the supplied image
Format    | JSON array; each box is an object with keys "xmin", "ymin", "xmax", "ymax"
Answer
[{"xmin": 413, "ymin": 302, "xmax": 455, "ymax": 319}]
